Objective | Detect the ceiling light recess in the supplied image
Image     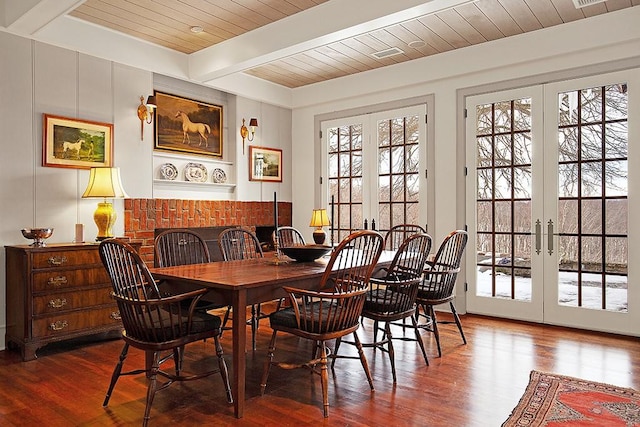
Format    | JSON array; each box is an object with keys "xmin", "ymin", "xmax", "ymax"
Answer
[{"xmin": 408, "ymin": 40, "xmax": 426, "ymax": 49}]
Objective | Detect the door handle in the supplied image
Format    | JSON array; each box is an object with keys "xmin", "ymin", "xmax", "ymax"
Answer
[
  {"xmin": 535, "ymin": 219, "xmax": 542, "ymax": 255},
  {"xmin": 547, "ymin": 220, "xmax": 554, "ymax": 255}
]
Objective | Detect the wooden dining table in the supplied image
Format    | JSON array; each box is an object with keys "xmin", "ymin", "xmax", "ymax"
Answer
[{"xmin": 149, "ymin": 251, "xmax": 394, "ymax": 418}]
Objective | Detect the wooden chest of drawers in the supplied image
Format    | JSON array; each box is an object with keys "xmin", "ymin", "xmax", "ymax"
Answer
[{"xmin": 5, "ymin": 243, "xmax": 123, "ymax": 361}]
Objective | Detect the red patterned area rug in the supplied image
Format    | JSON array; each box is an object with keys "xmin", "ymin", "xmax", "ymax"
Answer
[{"xmin": 503, "ymin": 370, "xmax": 640, "ymax": 426}]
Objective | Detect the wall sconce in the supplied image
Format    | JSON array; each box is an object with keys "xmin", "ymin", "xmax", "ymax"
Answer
[
  {"xmin": 240, "ymin": 117, "xmax": 258, "ymax": 154},
  {"xmin": 82, "ymin": 167, "xmax": 129, "ymax": 241},
  {"xmin": 137, "ymin": 95, "xmax": 156, "ymax": 140}
]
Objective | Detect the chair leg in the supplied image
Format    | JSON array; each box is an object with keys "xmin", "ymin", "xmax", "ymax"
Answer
[
  {"xmin": 319, "ymin": 341, "xmax": 330, "ymax": 418},
  {"xmin": 411, "ymin": 313, "xmax": 429, "ymax": 366},
  {"xmin": 384, "ymin": 322, "xmax": 397, "ymax": 384},
  {"xmin": 330, "ymin": 337, "xmax": 342, "ymax": 369},
  {"xmin": 173, "ymin": 346, "xmax": 184, "ymax": 376},
  {"xmin": 450, "ymin": 302, "xmax": 467, "ymax": 345},
  {"xmin": 429, "ymin": 305, "xmax": 442, "ymax": 357},
  {"xmin": 143, "ymin": 351, "xmax": 161, "ymax": 427},
  {"xmin": 103, "ymin": 343, "xmax": 129, "ymax": 407},
  {"xmin": 372, "ymin": 320, "xmax": 379, "ymax": 347},
  {"xmin": 221, "ymin": 305, "xmax": 232, "ymax": 333},
  {"xmin": 352, "ymin": 331, "xmax": 374, "ymax": 391},
  {"xmin": 251, "ymin": 304, "xmax": 259, "ymax": 351},
  {"xmin": 260, "ymin": 330, "xmax": 278, "ymax": 395},
  {"xmin": 213, "ymin": 334, "xmax": 233, "ymax": 403}
]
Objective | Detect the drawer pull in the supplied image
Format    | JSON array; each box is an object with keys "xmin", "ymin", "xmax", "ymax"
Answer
[
  {"xmin": 47, "ymin": 276, "xmax": 68, "ymax": 287},
  {"xmin": 49, "ymin": 320, "xmax": 68, "ymax": 331},
  {"xmin": 48, "ymin": 298, "xmax": 67, "ymax": 309},
  {"xmin": 47, "ymin": 256, "xmax": 67, "ymax": 266},
  {"xmin": 110, "ymin": 311, "xmax": 121, "ymax": 321}
]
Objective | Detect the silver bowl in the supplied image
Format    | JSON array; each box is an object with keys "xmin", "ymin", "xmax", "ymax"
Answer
[
  {"xmin": 280, "ymin": 244, "xmax": 332, "ymax": 262},
  {"xmin": 21, "ymin": 228, "xmax": 54, "ymax": 247}
]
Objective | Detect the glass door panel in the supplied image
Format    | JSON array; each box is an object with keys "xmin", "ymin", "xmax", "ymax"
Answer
[
  {"xmin": 466, "ymin": 87, "xmax": 544, "ymax": 322},
  {"xmin": 323, "ymin": 105, "xmax": 427, "ymax": 242},
  {"xmin": 467, "ymin": 69, "xmax": 639, "ymax": 335},
  {"xmin": 543, "ymin": 70, "xmax": 638, "ymax": 335}
]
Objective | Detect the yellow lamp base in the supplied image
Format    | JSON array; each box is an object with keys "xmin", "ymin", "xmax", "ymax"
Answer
[{"xmin": 94, "ymin": 201, "xmax": 116, "ymax": 241}]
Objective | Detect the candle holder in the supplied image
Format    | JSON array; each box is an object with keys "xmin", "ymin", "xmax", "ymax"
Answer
[{"xmin": 270, "ymin": 233, "xmax": 287, "ymax": 265}]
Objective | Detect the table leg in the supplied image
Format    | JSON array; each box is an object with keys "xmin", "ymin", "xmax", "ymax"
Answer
[{"xmin": 232, "ymin": 289, "xmax": 247, "ymax": 418}]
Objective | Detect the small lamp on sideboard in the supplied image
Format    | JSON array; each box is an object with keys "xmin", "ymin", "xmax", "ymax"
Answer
[
  {"xmin": 82, "ymin": 167, "xmax": 129, "ymax": 241},
  {"xmin": 309, "ymin": 208, "xmax": 331, "ymax": 245}
]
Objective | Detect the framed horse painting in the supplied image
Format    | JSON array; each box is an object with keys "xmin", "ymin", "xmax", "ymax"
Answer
[
  {"xmin": 42, "ymin": 114, "xmax": 113, "ymax": 169},
  {"xmin": 153, "ymin": 91, "xmax": 223, "ymax": 158}
]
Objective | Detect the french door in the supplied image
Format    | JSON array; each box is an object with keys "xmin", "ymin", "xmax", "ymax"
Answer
[
  {"xmin": 321, "ymin": 105, "xmax": 427, "ymax": 244},
  {"xmin": 465, "ymin": 70, "xmax": 640, "ymax": 335}
]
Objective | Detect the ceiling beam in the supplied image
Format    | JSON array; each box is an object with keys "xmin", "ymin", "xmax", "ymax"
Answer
[
  {"xmin": 190, "ymin": 0, "xmax": 478, "ymax": 84},
  {"xmin": 2, "ymin": 0, "xmax": 85, "ymax": 35}
]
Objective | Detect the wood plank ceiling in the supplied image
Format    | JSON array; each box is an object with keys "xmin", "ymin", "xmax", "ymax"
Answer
[{"xmin": 69, "ymin": 0, "xmax": 639, "ymax": 88}]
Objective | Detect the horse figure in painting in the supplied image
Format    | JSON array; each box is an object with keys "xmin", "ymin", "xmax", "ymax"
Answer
[
  {"xmin": 62, "ymin": 139, "xmax": 84, "ymax": 159},
  {"xmin": 175, "ymin": 111, "xmax": 211, "ymax": 147}
]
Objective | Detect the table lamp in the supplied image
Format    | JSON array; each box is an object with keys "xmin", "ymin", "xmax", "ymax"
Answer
[
  {"xmin": 82, "ymin": 167, "xmax": 129, "ymax": 241},
  {"xmin": 309, "ymin": 208, "xmax": 331, "ymax": 244}
]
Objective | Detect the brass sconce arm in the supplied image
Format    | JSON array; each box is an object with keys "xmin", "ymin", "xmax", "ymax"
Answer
[
  {"xmin": 137, "ymin": 95, "xmax": 156, "ymax": 140},
  {"xmin": 240, "ymin": 117, "xmax": 258, "ymax": 154}
]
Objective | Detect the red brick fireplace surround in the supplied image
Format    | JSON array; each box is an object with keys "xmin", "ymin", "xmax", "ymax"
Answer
[{"xmin": 123, "ymin": 198, "xmax": 292, "ymax": 264}]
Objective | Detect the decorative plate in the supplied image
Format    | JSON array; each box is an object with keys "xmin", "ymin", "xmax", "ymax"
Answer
[
  {"xmin": 159, "ymin": 163, "xmax": 178, "ymax": 180},
  {"xmin": 184, "ymin": 162, "xmax": 207, "ymax": 182},
  {"xmin": 212, "ymin": 168, "xmax": 227, "ymax": 183}
]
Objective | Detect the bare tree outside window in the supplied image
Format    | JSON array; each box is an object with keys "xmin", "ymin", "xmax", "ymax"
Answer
[
  {"xmin": 328, "ymin": 114, "xmax": 422, "ymax": 242},
  {"xmin": 474, "ymin": 83, "xmax": 628, "ymax": 311}
]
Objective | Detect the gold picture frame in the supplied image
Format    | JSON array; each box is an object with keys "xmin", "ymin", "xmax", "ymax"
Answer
[
  {"xmin": 154, "ymin": 91, "xmax": 223, "ymax": 157},
  {"xmin": 42, "ymin": 114, "xmax": 113, "ymax": 169},
  {"xmin": 249, "ymin": 146, "xmax": 282, "ymax": 182}
]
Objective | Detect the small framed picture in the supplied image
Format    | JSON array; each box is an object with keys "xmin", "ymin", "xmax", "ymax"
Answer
[
  {"xmin": 154, "ymin": 91, "xmax": 223, "ymax": 157},
  {"xmin": 249, "ymin": 146, "xmax": 282, "ymax": 182},
  {"xmin": 42, "ymin": 114, "xmax": 113, "ymax": 169}
]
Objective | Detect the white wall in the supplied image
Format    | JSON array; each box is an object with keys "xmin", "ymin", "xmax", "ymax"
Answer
[
  {"xmin": 288, "ymin": 8, "xmax": 640, "ymax": 307},
  {"xmin": 2, "ymin": 6, "xmax": 640, "ymax": 349},
  {"xmin": 0, "ymin": 32, "xmax": 292, "ymax": 350}
]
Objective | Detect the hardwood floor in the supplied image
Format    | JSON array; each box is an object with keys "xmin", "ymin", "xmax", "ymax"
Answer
[{"xmin": 1, "ymin": 311, "xmax": 639, "ymax": 426}]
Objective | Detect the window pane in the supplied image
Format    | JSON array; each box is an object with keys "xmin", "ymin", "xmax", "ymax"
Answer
[
  {"xmin": 581, "ymin": 199, "xmax": 602, "ymax": 234},
  {"xmin": 477, "ymin": 136, "xmax": 492, "ymax": 167},
  {"xmin": 512, "ymin": 98, "xmax": 532, "ymax": 132},
  {"xmin": 391, "ymin": 146, "xmax": 404, "ymax": 173},
  {"xmin": 513, "ymin": 133, "xmax": 532, "ymax": 165},
  {"xmin": 406, "ymin": 174, "xmax": 419, "ymax": 202},
  {"xmin": 559, "ymin": 127, "xmax": 578, "ymax": 162},
  {"xmin": 513, "ymin": 167, "xmax": 531, "ymax": 199},
  {"xmin": 557, "ymin": 199, "xmax": 578, "ymax": 234},
  {"xmin": 495, "ymin": 134, "xmax": 511, "ymax": 166},
  {"xmin": 605, "ymin": 122, "xmax": 627, "ymax": 159},
  {"xmin": 605, "ymin": 160, "xmax": 627, "ymax": 197},
  {"xmin": 513, "ymin": 200, "xmax": 531, "ymax": 233},
  {"xmin": 582, "ymin": 236, "xmax": 602, "ymax": 273},
  {"xmin": 477, "ymin": 201, "xmax": 493, "ymax": 233},
  {"xmin": 494, "ymin": 201, "xmax": 512, "ymax": 233},
  {"xmin": 559, "ymin": 163, "xmax": 578, "ymax": 197},
  {"xmin": 605, "ymin": 199, "xmax": 627, "ymax": 234},
  {"xmin": 350, "ymin": 177, "xmax": 362, "ymax": 203},
  {"xmin": 379, "ymin": 147, "xmax": 390, "ymax": 175},
  {"xmin": 581, "ymin": 125, "xmax": 602, "ymax": 160},
  {"xmin": 581, "ymin": 86, "xmax": 603, "ymax": 123}
]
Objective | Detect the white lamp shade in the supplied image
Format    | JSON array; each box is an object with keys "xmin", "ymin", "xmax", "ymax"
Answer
[{"xmin": 82, "ymin": 167, "xmax": 129, "ymax": 199}]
